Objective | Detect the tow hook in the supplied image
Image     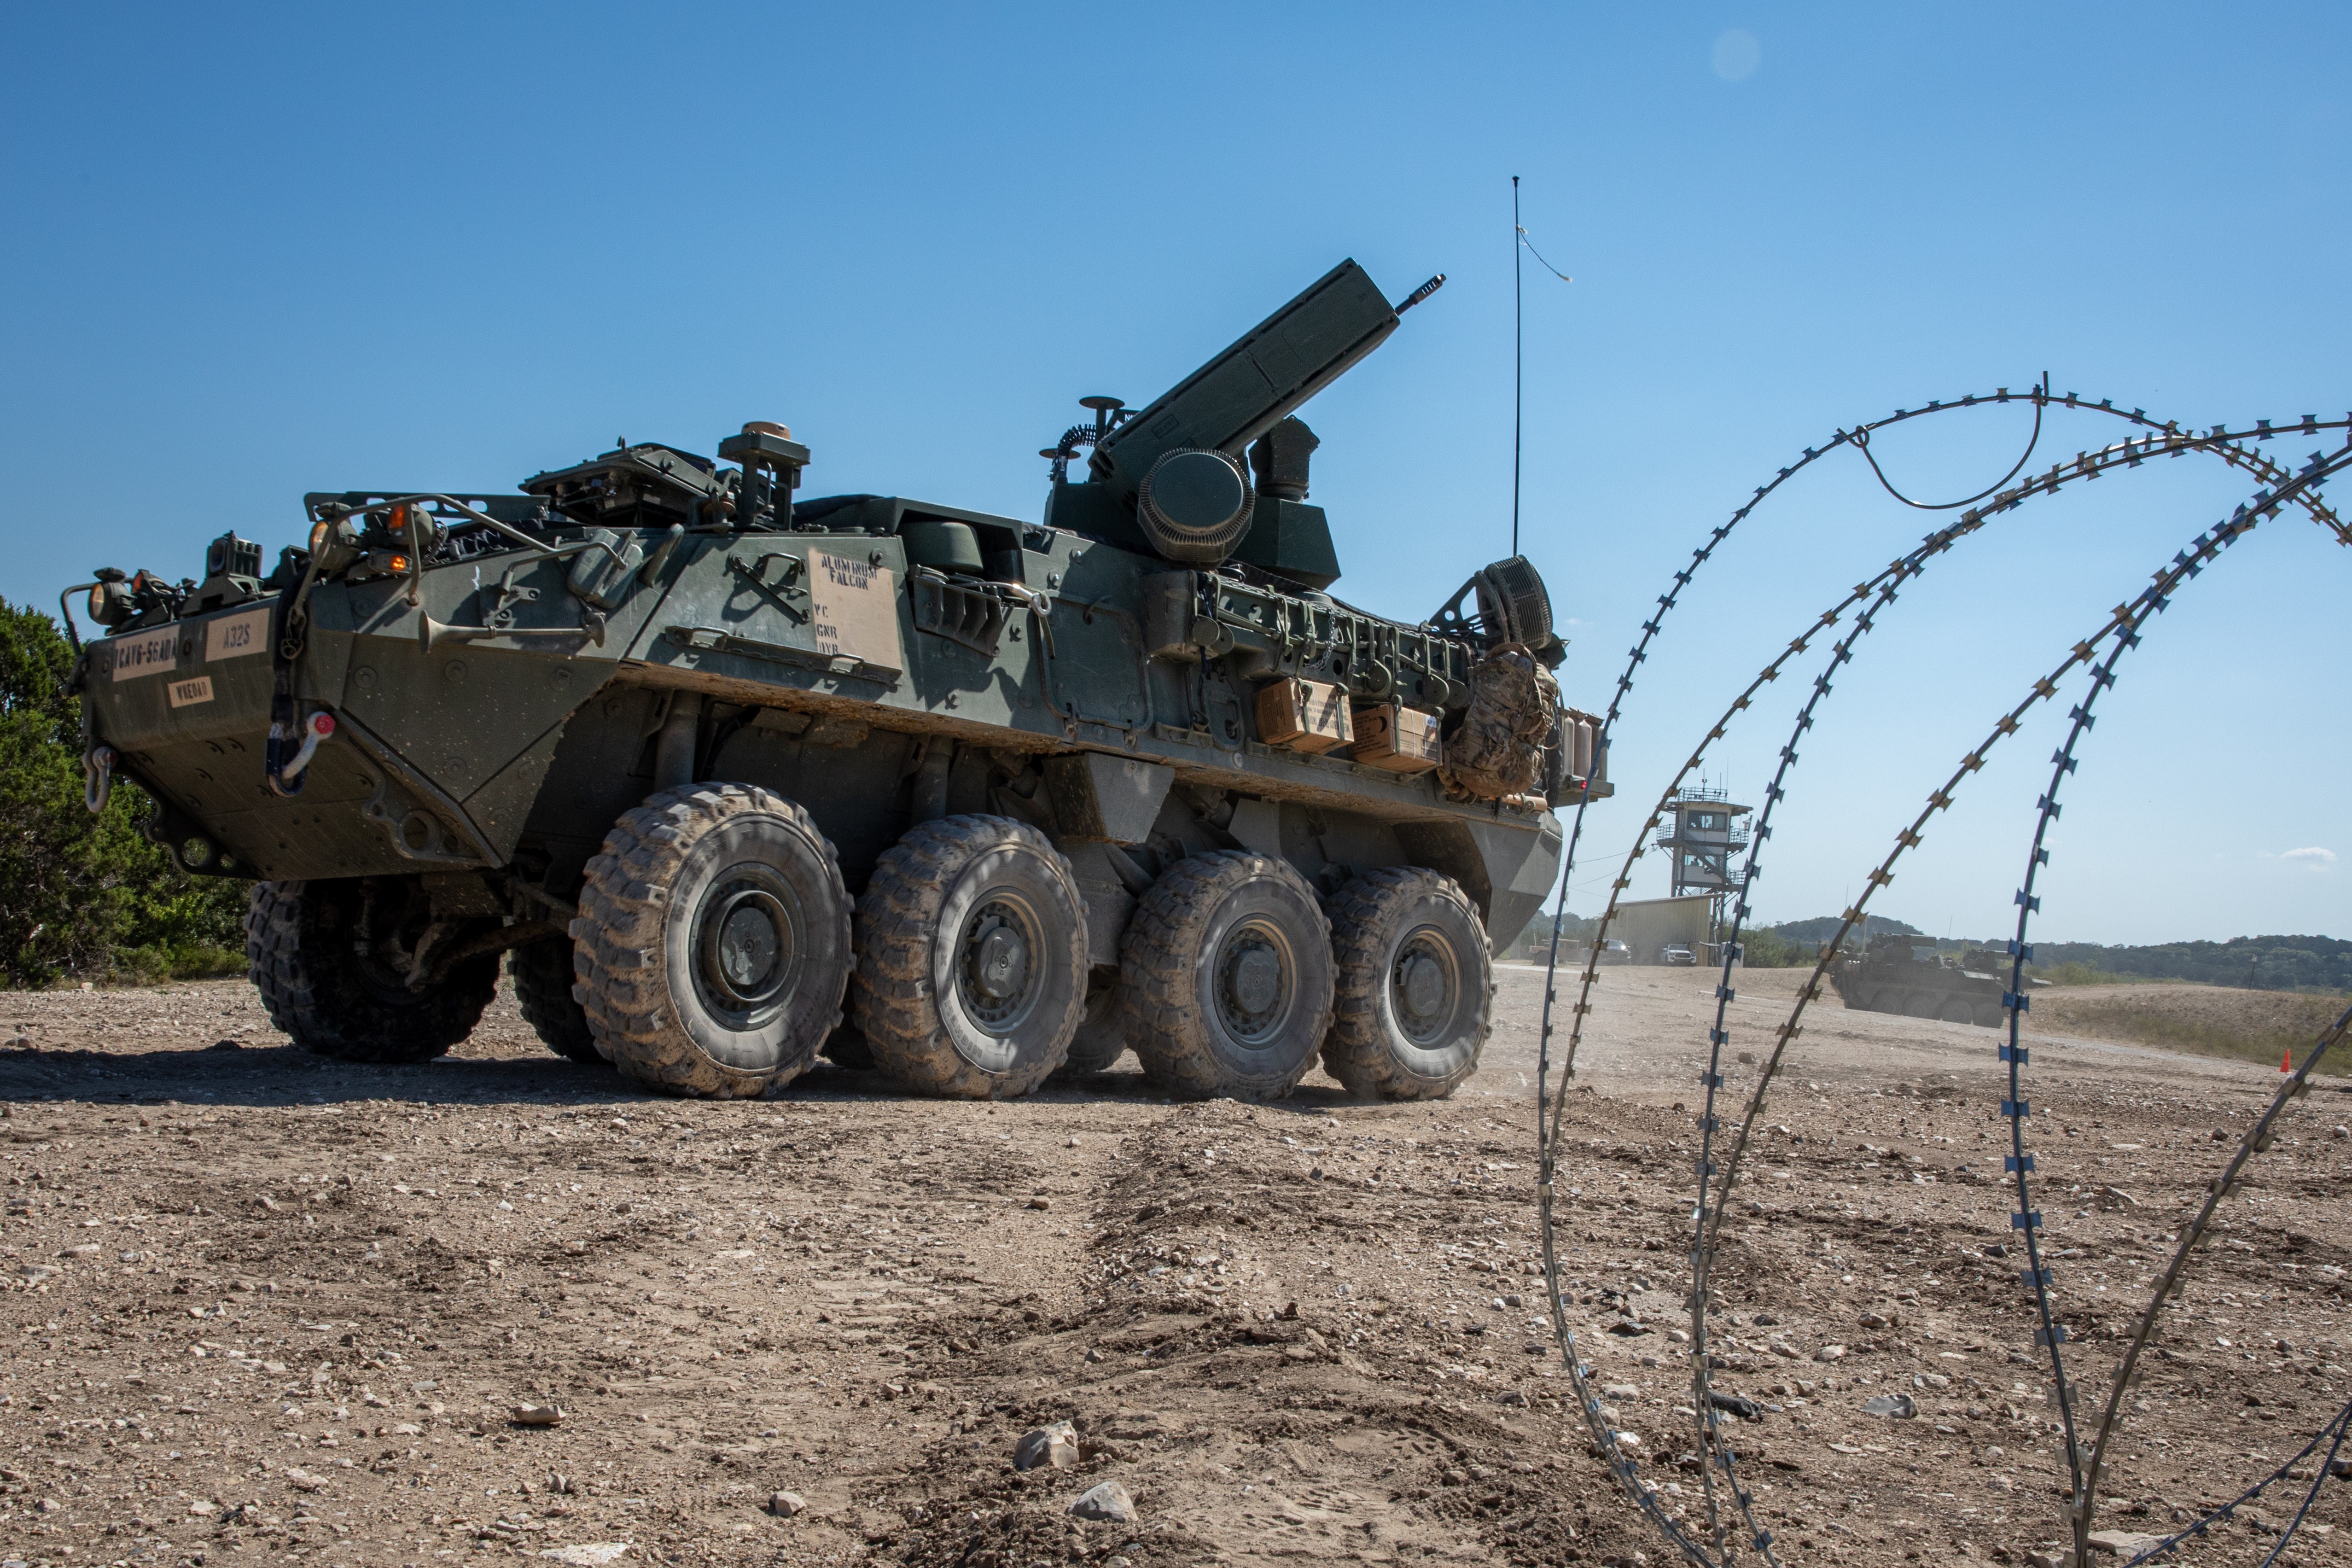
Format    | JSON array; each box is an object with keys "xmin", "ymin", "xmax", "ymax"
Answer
[
  {"xmin": 82, "ymin": 745, "xmax": 116, "ymax": 815},
  {"xmin": 272, "ymin": 710, "xmax": 338, "ymax": 792}
]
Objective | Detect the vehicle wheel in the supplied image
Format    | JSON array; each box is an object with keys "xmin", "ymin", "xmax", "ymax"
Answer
[
  {"xmin": 571, "ymin": 783, "xmax": 853, "ymax": 1099},
  {"xmin": 1057, "ymin": 978, "xmax": 1128, "ymax": 1076},
  {"xmin": 1937, "ymin": 999, "xmax": 1975, "ymax": 1026},
  {"xmin": 1321, "ymin": 868, "xmax": 1492, "ymax": 1100},
  {"xmin": 821, "ymin": 1024, "xmax": 876, "ymax": 1071},
  {"xmin": 1976, "ymin": 1001, "xmax": 2007, "ymax": 1029},
  {"xmin": 1902, "ymin": 992, "xmax": 1939, "ymax": 1019},
  {"xmin": 246, "ymin": 879, "xmax": 498, "ymax": 1064},
  {"xmin": 1119, "ymin": 851, "xmax": 1335, "ymax": 1102},
  {"xmin": 510, "ymin": 935, "xmax": 604, "ymax": 1063},
  {"xmin": 852, "ymin": 815, "xmax": 1089, "ymax": 1098}
]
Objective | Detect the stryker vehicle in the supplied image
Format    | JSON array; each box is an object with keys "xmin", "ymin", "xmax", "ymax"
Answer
[
  {"xmin": 63, "ymin": 259, "xmax": 1607, "ymax": 1102},
  {"xmin": 1832, "ymin": 935, "xmax": 2008, "ymax": 1028}
]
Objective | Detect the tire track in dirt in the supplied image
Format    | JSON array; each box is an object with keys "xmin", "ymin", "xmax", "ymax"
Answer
[{"xmin": 6, "ymin": 971, "xmax": 2352, "ymax": 1567}]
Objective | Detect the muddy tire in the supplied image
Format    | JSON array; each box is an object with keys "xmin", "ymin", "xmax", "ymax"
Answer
[
  {"xmin": 1321, "ymin": 868, "xmax": 1492, "ymax": 1101},
  {"xmin": 1937, "ymin": 998, "xmax": 1976, "ymax": 1026},
  {"xmin": 1119, "ymin": 851, "xmax": 1334, "ymax": 1102},
  {"xmin": 571, "ymin": 783, "xmax": 853, "ymax": 1099},
  {"xmin": 246, "ymin": 879, "xmax": 498, "ymax": 1064},
  {"xmin": 1976, "ymin": 1001, "xmax": 2006, "ymax": 1029},
  {"xmin": 851, "ymin": 816, "xmax": 1089, "ymax": 1099},
  {"xmin": 1058, "ymin": 978, "xmax": 1129, "ymax": 1076},
  {"xmin": 511, "ymin": 936, "xmax": 603, "ymax": 1063}
]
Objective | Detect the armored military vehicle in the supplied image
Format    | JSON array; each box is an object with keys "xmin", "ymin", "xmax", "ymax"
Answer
[
  {"xmin": 63, "ymin": 259, "xmax": 1605, "ymax": 1102},
  {"xmin": 1832, "ymin": 934, "xmax": 2007, "ymax": 1027}
]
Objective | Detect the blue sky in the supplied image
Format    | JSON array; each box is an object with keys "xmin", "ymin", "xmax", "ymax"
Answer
[{"xmin": 4, "ymin": 4, "xmax": 2345, "ymax": 945}]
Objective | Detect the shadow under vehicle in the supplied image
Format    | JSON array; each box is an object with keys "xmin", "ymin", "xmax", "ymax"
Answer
[
  {"xmin": 1831, "ymin": 934, "xmax": 2013, "ymax": 1028},
  {"xmin": 63, "ymin": 260, "xmax": 1609, "ymax": 1103}
]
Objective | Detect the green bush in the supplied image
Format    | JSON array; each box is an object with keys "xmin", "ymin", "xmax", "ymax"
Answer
[
  {"xmin": 1739, "ymin": 925, "xmax": 1822, "ymax": 968},
  {"xmin": 0, "ymin": 603, "xmax": 250, "ymax": 988}
]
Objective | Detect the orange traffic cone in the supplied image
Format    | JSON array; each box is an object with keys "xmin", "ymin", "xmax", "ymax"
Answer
[{"xmin": 2282, "ymin": 1048, "xmax": 2294, "ymax": 1073}]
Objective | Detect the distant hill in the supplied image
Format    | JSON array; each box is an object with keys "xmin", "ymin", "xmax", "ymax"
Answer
[
  {"xmin": 1770, "ymin": 914, "xmax": 1921, "ymax": 948},
  {"xmin": 1753, "ymin": 916, "xmax": 2352, "ymax": 994},
  {"xmin": 2023, "ymin": 935, "xmax": 2352, "ymax": 993}
]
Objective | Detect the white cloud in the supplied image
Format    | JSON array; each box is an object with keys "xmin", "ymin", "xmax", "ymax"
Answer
[{"xmin": 2282, "ymin": 846, "xmax": 2337, "ymax": 869}]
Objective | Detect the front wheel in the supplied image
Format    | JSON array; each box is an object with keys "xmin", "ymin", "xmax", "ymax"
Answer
[
  {"xmin": 1321, "ymin": 868, "xmax": 1492, "ymax": 1100},
  {"xmin": 246, "ymin": 880, "xmax": 498, "ymax": 1063},
  {"xmin": 1120, "ymin": 851, "xmax": 1334, "ymax": 1102},
  {"xmin": 852, "ymin": 816, "xmax": 1089, "ymax": 1099},
  {"xmin": 571, "ymin": 783, "xmax": 854, "ymax": 1099}
]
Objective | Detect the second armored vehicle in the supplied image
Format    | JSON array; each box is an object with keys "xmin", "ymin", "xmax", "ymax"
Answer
[
  {"xmin": 65, "ymin": 260, "xmax": 1606, "ymax": 1102},
  {"xmin": 1833, "ymin": 934, "xmax": 2009, "ymax": 1027}
]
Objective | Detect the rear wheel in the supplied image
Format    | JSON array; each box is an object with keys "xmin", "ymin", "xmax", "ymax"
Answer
[
  {"xmin": 821, "ymin": 1024, "xmax": 877, "ymax": 1071},
  {"xmin": 511, "ymin": 936, "xmax": 602, "ymax": 1063},
  {"xmin": 246, "ymin": 879, "xmax": 498, "ymax": 1063},
  {"xmin": 571, "ymin": 783, "xmax": 853, "ymax": 1099},
  {"xmin": 1322, "ymin": 868, "xmax": 1492, "ymax": 1100},
  {"xmin": 852, "ymin": 816, "xmax": 1089, "ymax": 1098},
  {"xmin": 1120, "ymin": 851, "xmax": 1334, "ymax": 1102},
  {"xmin": 1058, "ymin": 975, "xmax": 1129, "ymax": 1076},
  {"xmin": 1937, "ymin": 999, "xmax": 1976, "ymax": 1026},
  {"xmin": 1976, "ymin": 1001, "xmax": 2006, "ymax": 1029}
]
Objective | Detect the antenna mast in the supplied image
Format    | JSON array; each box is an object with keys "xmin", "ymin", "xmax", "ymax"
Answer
[{"xmin": 1511, "ymin": 175, "xmax": 1523, "ymax": 558}]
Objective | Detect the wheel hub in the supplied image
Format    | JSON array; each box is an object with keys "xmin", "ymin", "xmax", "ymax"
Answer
[
  {"xmin": 974, "ymin": 922, "xmax": 1030, "ymax": 1000},
  {"xmin": 1400, "ymin": 952, "xmax": 1445, "ymax": 1015},
  {"xmin": 718, "ymin": 903, "xmax": 781, "ymax": 991},
  {"xmin": 1213, "ymin": 918, "xmax": 1295, "ymax": 1045},
  {"xmin": 1390, "ymin": 927, "xmax": 1459, "ymax": 1045},
  {"xmin": 956, "ymin": 897, "xmax": 1044, "ymax": 1032},
  {"xmin": 1232, "ymin": 948, "xmax": 1282, "ymax": 1013},
  {"xmin": 695, "ymin": 870, "xmax": 803, "ymax": 1018}
]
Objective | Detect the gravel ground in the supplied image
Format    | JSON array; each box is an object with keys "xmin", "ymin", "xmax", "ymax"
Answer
[{"xmin": 3, "ymin": 962, "xmax": 2350, "ymax": 1568}]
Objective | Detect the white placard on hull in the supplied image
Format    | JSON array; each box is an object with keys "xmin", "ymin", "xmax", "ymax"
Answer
[
  {"xmin": 807, "ymin": 550, "xmax": 904, "ymax": 673},
  {"xmin": 166, "ymin": 675, "xmax": 215, "ymax": 708},
  {"xmin": 205, "ymin": 606, "xmax": 270, "ymax": 662},
  {"xmin": 110, "ymin": 628, "xmax": 178, "ymax": 681}
]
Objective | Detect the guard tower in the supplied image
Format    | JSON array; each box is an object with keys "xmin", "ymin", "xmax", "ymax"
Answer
[{"xmin": 1654, "ymin": 786, "xmax": 1752, "ymax": 948}]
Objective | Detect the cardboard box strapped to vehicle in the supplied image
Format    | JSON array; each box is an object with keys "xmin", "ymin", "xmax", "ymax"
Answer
[
  {"xmin": 1349, "ymin": 702, "xmax": 1442, "ymax": 774},
  {"xmin": 1256, "ymin": 676, "xmax": 1354, "ymax": 753}
]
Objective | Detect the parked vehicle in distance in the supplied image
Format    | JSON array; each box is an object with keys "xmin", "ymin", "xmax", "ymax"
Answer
[{"xmin": 1660, "ymin": 943, "xmax": 1697, "ymax": 966}]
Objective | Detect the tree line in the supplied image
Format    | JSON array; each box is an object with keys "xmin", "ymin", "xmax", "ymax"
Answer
[
  {"xmin": 0, "ymin": 604, "xmax": 248, "ymax": 988},
  {"xmin": 1535, "ymin": 904, "xmax": 2347, "ymax": 990}
]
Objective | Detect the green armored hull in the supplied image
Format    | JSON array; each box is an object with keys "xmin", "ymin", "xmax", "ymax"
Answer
[
  {"xmin": 1832, "ymin": 936, "xmax": 2009, "ymax": 1029},
  {"xmin": 67, "ymin": 260, "xmax": 1606, "ymax": 1102}
]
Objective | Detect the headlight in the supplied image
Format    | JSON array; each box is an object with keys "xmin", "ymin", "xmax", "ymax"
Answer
[
  {"xmin": 307, "ymin": 516, "xmax": 361, "ymax": 574},
  {"xmin": 86, "ymin": 578, "xmax": 132, "ymax": 627}
]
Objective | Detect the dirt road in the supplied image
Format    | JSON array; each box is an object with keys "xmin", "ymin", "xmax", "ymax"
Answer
[{"xmin": 3, "ymin": 963, "xmax": 2349, "ymax": 1568}]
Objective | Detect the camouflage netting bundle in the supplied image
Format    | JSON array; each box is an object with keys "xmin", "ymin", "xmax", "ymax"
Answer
[{"xmin": 1438, "ymin": 644, "xmax": 1560, "ymax": 801}]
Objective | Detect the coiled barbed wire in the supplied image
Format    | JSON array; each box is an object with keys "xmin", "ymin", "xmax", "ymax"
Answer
[
  {"xmin": 1528, "ymin": 398, "xmax": 2352, "ymax": 1567},
  {"xmin": 1677, "ymin": 444, "xmax": 2352, "ymax": 1567}
]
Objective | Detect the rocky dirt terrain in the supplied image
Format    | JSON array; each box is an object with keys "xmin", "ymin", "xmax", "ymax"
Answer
[{"xmin": 4, "ymin": 962, "xmax": 2352, "ymax": 1568}]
